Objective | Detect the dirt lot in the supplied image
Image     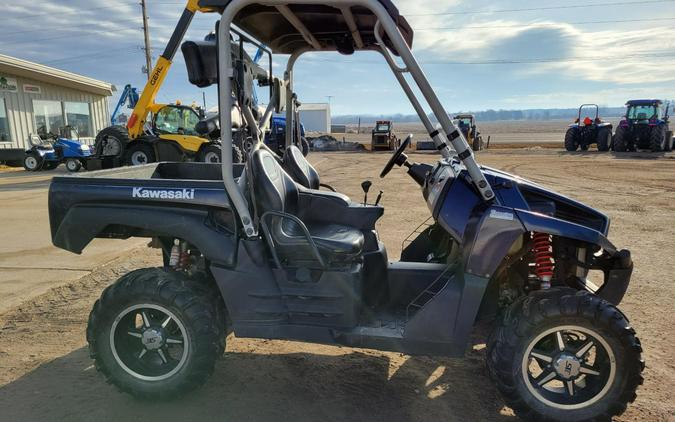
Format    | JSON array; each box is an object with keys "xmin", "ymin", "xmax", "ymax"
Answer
[{"xmin": 0, "ymin": 149, "xmax": 673, "ymax": 421}]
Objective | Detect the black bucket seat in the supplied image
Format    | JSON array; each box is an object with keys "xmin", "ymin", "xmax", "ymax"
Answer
[
  {"xmin": 282, "ymin": 145, "xmax": 336, "ymax": 192},
  {"xmin": 250, "ymin": 148, "xmax": 364, "ymax": 267}
]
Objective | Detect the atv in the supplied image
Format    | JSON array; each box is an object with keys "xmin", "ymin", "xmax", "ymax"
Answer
[
  {"xmin": 48, "ymin": 2, "xmax": 643, "ymax": 421},
  {"xmin": 564, "ymin": 104, "xmax": 613, "ymax": 152},
  {"xmin": 614, "ymin": 99, "xmax": 672, "ymax": 152}
]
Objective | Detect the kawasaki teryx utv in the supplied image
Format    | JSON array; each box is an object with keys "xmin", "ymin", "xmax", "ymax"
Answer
[{"xmin": 48, "ymin": 1, "xmax": 643, "ymax": 420}]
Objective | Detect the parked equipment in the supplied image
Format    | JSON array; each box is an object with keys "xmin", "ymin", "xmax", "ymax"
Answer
[
  {"xmin": 614, "ymin": 99, "xmax": 671, "ymax": 152},
  {"xmin": 264, "ymin": 116, "xmax": 309, "ymax": 156},
  {"xmin": 110, "ymin": 84, "xmax": 140, "ymax": 126},
  {"xmin": 48, "ymin": 3, "xmax": 643, "ymax": 421},
  {"xmin": 454, "ymin": 114, "xmax": 484, "ymax": 151},
  {"xmin": 371, "ymin": 120, "xmax": 399, "ymax": 150},
  {"xmin": 23, "ymin": 127, "xmax": 92, "ymax": 172},
  {"xmin": 564, "ymin": 104, "xmax": 613, "ymax": 152}
]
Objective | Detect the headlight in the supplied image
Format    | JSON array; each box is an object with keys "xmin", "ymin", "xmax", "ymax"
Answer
[{"xmin": 80, "ymin": 144, "xmax": 90, "ymax": 151}]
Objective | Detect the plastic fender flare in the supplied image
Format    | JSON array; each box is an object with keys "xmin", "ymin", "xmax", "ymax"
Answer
[
  {"xmin": 515, "ymin": 209, "xmax": 617, "ymax": 253},
  {"xmin": 463, "ymin": 206, "xmax": 527, "ymax": 279},
  {"xmin": 53, "ymin": 204, "xmax": 237, "ymax": 266}
]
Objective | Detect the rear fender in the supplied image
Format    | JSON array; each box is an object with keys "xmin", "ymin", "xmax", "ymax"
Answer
[{"xmin": 52, "ymin": 204, "xmax": 238, "ymax": 267}]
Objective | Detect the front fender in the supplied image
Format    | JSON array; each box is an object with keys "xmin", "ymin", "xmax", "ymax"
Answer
[{"xmin": 515, "ymin": 209, "xmax": 616, "ymax": 253}]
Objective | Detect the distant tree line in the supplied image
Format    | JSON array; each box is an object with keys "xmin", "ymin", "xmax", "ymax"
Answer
[{"xmin": 333, "ymin": 107, "xmax": 628, "ymax": 124}]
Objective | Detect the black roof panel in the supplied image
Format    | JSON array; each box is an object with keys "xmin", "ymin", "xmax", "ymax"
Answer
[{"xmin": 198, "ymin": 0, "xmax": 413, "ymax": 54}]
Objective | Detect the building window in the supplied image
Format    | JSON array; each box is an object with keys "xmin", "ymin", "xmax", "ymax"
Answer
[
  {"xmin": 33, "ymin": 100, "xmax": 64, "ymax": 139},
  {"xmin": 65, "ymin": 102, "xmax": 92, "ymax": 137},
  {"xmin": 0, "ymin": 98, "xmax": 10, "ymax": 143}
]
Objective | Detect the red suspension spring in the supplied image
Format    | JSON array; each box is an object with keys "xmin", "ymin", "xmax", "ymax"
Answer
[{"xmin": 532, "ymin": 232, "xmax": 555, "ymax": 283}]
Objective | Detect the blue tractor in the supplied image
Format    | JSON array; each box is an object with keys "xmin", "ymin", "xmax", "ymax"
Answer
[
  {"xmin": 264, "ymin": 115, "xmax": 309, "ymax": 156},
  {"xmin": 23, "ymin": 126, "xmax": 93, "ymax": 172},
  {"xmin": 613, "ymin": 99, "xmax": 672, "ymax": 152}
]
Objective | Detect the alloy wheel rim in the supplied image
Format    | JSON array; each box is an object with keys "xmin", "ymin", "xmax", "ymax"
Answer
[
  {"xmin": 109, "ymin": 303, "xmax": 189, "ymax": 381},
  {"xmin": 521, "ymin": 325, "xmax": 616, "ymax": 410},
  {"xmin": 66, "ymin": 160, "xmax": 78, "ymax": 171}
]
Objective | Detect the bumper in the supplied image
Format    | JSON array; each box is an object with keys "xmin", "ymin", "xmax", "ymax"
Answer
[{"xmin": 596, "ymin": 249, "xmax": 633, "ymax": 305}]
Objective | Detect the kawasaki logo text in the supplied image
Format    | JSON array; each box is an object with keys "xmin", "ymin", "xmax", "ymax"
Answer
[{"xmin": 132, "ymin": 188, "xmax": 195, "ymax": 200}]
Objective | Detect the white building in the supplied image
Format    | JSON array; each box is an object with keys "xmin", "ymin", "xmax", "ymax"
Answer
[
  {"xmin": 0, "ymin": 53, "xmax": 113, "ymax": 162},
  {"xmin": 299, "ymin": 103, "xmax": 331, "ymax": 134}
]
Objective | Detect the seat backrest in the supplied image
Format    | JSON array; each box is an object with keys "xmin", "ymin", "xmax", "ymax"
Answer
[
  {"xmin": 282, "ymin": 145, "xmax": 320, "ymax": 190},
  {"xmin": 250, "ymin": 148, "xmax": 299, "ymax": 217}
]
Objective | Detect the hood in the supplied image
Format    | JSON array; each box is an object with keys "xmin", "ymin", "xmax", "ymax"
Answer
[{"xmin": 481, "ymin": 166, "xmax": 610, "ymax": 235}]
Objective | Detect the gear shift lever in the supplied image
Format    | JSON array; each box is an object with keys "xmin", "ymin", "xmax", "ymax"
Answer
[{"xmin": 361, "ymin": 180, "xmax": 372, "ymax": 205}]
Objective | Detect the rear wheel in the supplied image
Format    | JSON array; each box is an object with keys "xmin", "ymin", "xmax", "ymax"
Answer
[
  {"xmin": 487, "ymin": 289, "xmax": 644, "ymax": 422},
  {"xmin": 23, "ymin": 152, "xmax": 43, "ymax": 171},
  {"xmin": 596, "ymin": 127, "xmax": 612, "ymax": 151},
  {"xmin": 65, "ymin": 158, "xmax": 82, "ymax": 172},
  {"xmin": 613, "ymin": 127, "xmax": 629, "ymax": 152},
  {"xmin": 649, "ymin": 125, "xmax": 666, "ymax": 152},
  {"xmin": 95, "ymin": 126, "xmax": 130, "ymax": 158},
  {"xmin": 125, "ymin": 142, "xmax": 156, "ymax": 166},
  {"xmin": 564, "ymin": 128, "xmax": 579, "ymax": 151},
  {"xmin": 87, "ymin": 268, "xmax": 224, "ymax": 398}
]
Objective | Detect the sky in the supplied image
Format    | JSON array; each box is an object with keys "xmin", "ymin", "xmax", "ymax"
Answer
[{"xmin": 1, "ymin": 0, "xmax": 674, "ymax": 116}]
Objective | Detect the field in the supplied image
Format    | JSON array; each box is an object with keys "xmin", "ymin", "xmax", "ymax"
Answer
[
  {"xmin": 326, "ymin": 119, "xmax": 624, "ymax": 147},
  {"xmin": 0, "ymin": 147, "xmax": 674, "ymax": 421}
]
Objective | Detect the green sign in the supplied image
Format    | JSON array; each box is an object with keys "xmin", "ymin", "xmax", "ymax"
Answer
[
  {"xmin": 0, "ymin": 76, "xmax": 19, "ymax": 92},
  {"xmin": 0, "ymin": 76, "xmax": 19, "ymax": 93}
]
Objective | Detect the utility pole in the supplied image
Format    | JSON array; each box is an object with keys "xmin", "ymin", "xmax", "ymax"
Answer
[{"xmin": 140, "ymin": 0, "xmax": 153, "ymax": 79}]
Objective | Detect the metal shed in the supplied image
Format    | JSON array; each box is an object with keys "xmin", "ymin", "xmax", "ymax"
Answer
[
  {"xmin": 298, "ymin": 103, "xmax": 331, "ymax": 133},
  {"xmin": 0, "ymin": 54, "xmax": 113, "ymax": 161}
]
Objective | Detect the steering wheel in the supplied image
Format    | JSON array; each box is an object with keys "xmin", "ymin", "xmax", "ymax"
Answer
[{"xmin": 380, "ymin": 134, "xmax": 412, "ymax": 178}]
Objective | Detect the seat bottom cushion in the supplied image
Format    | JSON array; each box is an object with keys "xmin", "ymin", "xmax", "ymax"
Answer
[{"xmin": 274, "ymin": 220, "xmax": 364, "ymax": 264}]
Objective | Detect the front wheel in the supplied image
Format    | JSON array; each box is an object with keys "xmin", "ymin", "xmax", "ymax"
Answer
[
  {"xmin": 87, "ymin": 268, "xmax": 224, "ymax": 398},
  {"xmin": 125, "ymin": 142, "xmax": 156, "ymax": 166},
  {"xmin": 487, "ymin": 289, "xmax": 643, "ymax": 422},
  {"xmin": 65, "ymin": 158, "xmax": 82, "ymax": 172}
]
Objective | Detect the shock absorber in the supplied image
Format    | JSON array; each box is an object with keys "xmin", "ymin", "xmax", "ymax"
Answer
[{"xmin": 532, "ymin": 232, "xmax": 554, "ymax": 289}]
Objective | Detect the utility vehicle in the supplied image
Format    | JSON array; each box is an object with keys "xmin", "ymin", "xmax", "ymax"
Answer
[
  {"xmin": 371, "ymin": 120, "xmax": 399, "ymax": 150},
  {"xmin": 454, "ymin": 114, "xmax": 484, "ymax": 151},
  {"xmin": 564, "ymin": 104, "xmax": 613, "ymax": 152},
  {"xmin": 24, "ymin": 126, "xmax": 92, "ymax": 172},
  {"xmin": 613, "ymin": 99, "xmax": 671, "ymax": 152},
  {"xmin": 48, "ymin": 1, "xmax": 643, "ymax": 421}
]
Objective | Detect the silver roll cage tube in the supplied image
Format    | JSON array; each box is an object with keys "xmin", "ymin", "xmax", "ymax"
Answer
[{"xmin": 219, "ymin": 0, "xmax": 495, "ymax": 238}]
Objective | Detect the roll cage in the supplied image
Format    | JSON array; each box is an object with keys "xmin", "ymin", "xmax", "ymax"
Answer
[{"xmin": 202, "ymin": 0, "xmax": 494, "ymax": 236}]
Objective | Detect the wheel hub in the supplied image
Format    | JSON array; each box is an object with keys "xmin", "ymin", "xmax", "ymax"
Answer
[
  {"xmin": 553, "ymin": 353, "xmax": 581, "ymax": 379},
  {"xmin": 141, "ymin": 328, "xmax": 164, "ymax": 350}
]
